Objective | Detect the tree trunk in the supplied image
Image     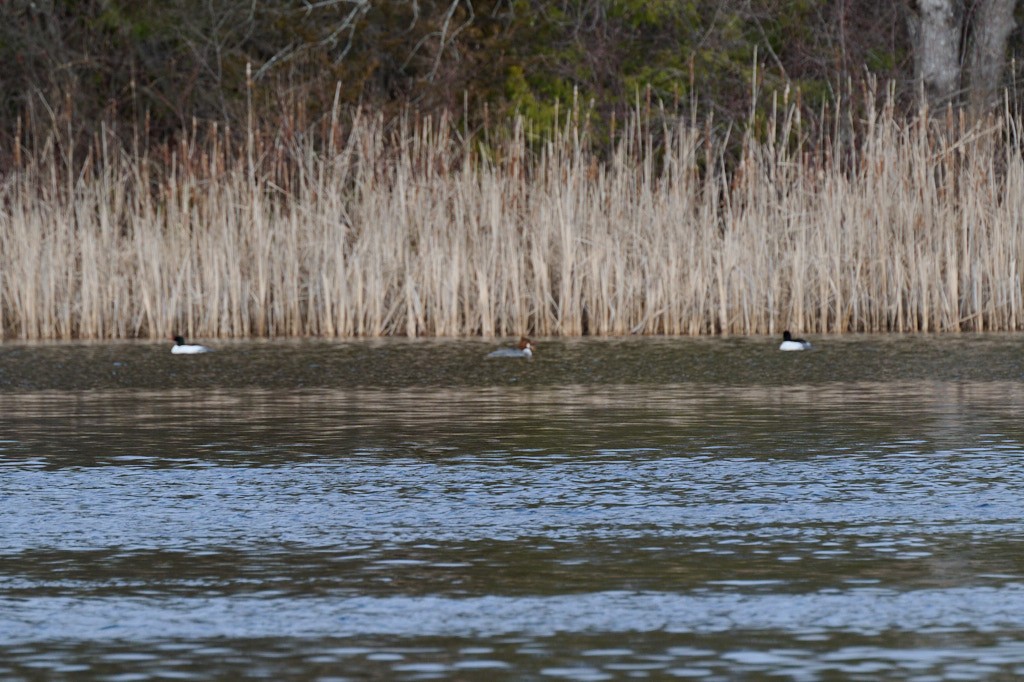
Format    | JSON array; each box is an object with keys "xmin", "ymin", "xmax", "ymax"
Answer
[
  {"xmin": 906, "ymin": 0, "xmax": 964, "ymax": 105},
  {"xmin": 966, "ymin": 0, "xmax": 1017, "ymax": 112}
]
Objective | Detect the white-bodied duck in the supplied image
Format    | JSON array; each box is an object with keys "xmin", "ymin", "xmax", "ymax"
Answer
[
  {"xmin": 779, "ymin": 330, "xmax": 811, "ymax": 351},
  {"xmin": 171, "ymin": 335, "xmax": 212, "ymax": 354}
]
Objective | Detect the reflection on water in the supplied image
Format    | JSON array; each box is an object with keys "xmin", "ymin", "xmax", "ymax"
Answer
[{"xmin": 3, "ymin": 335, "xmax": 1024, "ymax": 679}]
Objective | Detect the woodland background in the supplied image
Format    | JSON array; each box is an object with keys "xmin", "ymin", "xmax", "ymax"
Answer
[{"xmin": 0, "ymin": 0, "xmax": 994, "ymax": 153}]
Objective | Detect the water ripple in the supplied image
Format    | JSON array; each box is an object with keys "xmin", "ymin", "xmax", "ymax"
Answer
[{"xmin": 4, "ymin": 338, "xmax": 1024, "ymax": 678}]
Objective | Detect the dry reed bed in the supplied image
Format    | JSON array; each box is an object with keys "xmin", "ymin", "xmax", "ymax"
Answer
[{"xmin": 1, "ymin": 99, "xmax": 1022, "ymax": 340}]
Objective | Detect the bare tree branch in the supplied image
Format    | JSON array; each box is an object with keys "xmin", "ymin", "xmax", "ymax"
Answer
[{"xmin": 404, "ymin": 0, "xmax": 474, "ymax": 81}]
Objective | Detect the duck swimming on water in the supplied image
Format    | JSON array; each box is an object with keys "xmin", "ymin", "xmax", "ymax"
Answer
[
  {"xmin": 487, "ymin": 336, "xmax": 535, "ymax": 358},
  {"xmin": 779, "ymin": 331, "xmax": 811, "ymax": 351},
  {"xmin": 171, "ymin": 335, "xmax": 212, "ymax": 354}
]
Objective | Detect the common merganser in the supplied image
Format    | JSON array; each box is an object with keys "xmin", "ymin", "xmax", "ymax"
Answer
[
  {"xmin": 487, "ymin": 336, "xmax": 534, "ymax": 358},
  {"xmin": 171, "ymin": 335, "xmax": 212, "ymax": 354},
  {"xmin": 779, "ymin": 330, "xmax": 811, "ymax": 351}
]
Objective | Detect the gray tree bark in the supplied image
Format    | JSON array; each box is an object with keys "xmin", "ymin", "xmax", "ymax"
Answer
[
  {"xmin": 905, "ymin": 0, "xmax": 1018, "ymax": 111},
  {"xmin": 906, "ymin": 0, "xmax": 964, "ymax": 105},
  {"xmin": 965, "ymin": 0, "xmax": 1017, "ymax": 112}
]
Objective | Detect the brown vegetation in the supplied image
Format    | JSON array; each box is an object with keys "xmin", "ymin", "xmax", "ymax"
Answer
[{"xmin": 2, "ymin": 84, "xmax": 1024, "ymax": 339}]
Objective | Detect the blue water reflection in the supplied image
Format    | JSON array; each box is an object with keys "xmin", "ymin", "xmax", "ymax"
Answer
[{"xmin": 3, "ymin": 336, "xmax": 1024, "ymax": 679}]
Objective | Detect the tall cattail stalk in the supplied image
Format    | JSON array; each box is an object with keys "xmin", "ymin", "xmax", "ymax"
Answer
[{"xmin": 2, "ymin": 91, "xmax": 1024, "ymax": 340}]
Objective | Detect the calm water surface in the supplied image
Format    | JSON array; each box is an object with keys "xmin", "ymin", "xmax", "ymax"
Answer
[{"xmin": 3, "ymin": 335, "xmax": 1024, "ymax": 680}]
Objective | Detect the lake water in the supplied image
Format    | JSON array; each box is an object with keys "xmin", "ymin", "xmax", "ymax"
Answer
[{"xmin": 3, "ymin": 335, "xmax": 1024, "ymax": 680}]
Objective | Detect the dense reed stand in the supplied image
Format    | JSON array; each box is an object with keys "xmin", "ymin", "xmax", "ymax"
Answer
[{"xmin": 2, "ymin": 91, "xmax": 1022, "ymax": 340}]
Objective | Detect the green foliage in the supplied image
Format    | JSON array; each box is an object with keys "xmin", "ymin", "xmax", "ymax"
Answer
[
  {"xmin": 0, "ymin": 0, "xmax": 915, "ymax": 161},
  {"xmin": 866, "ymin": 48, "xmax": 897, "ymax": 73},
  {"xmin": 607, "ymin": 0, "xmax": 684, "ymax": 26}
]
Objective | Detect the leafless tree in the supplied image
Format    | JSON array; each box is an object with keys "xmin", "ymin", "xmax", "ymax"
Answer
[{"xmin": 904, "ymin": 0, "xmax": 1017, "ymax": 111}]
